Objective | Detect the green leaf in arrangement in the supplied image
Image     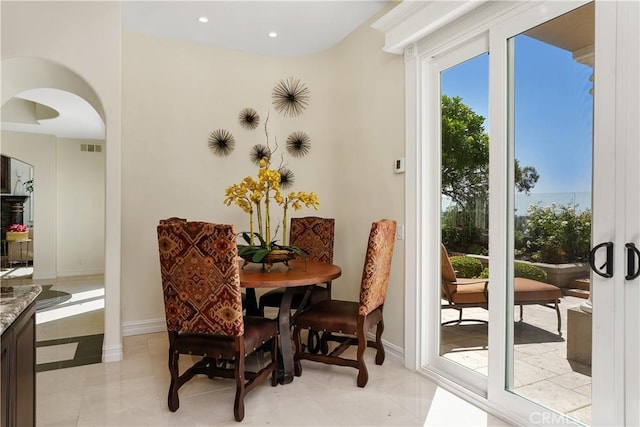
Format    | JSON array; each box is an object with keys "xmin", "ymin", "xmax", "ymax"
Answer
[{"xmin": 252, "ymin": 248, "xmax": 271, "ymax": 262}]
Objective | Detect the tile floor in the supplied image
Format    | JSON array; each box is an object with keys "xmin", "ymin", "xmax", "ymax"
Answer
[
  {"xmin": 440, "ymin": 296, "xmax": 592, "ymax": 425},
  {"xmin": 36, "ymin": 332, "xmax": 512, "ymax": 427},
  {"xmin": 2, "ymin": 272, "xmax": 592, "ymax": 426}
]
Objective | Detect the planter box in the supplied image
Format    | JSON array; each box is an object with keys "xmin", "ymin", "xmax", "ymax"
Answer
[
  {"xmin": 6, "ymin": 231, "xmax": 29, "ymax": 241},
  {"xmin": 466, "ymin": 254, "xmax": 589, "ymax": 288},
  {"xmin": 532, "ymin": 261, "xmax": 589, "ymax": 288}
]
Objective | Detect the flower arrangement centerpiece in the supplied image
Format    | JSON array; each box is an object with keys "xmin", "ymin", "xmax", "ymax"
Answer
[
  {"xmin": 216, "ymin": 76, "xmax": 318, "ymax": 271},
  {"xmin": 224, "ymin": 155, "xmax": 319, "ymax": 270},
  {"xmin": 5, "ymin": 224, "xmax": 29, "ymax": 241}
]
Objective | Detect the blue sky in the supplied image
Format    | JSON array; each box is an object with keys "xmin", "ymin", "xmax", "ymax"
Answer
[{"xmin": 441, "ymin": 35, "xmax": 594, "ymax": 205}]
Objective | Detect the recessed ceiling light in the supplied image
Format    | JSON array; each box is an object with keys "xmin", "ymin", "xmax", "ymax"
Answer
[
  {"xmin": 268, "ymin": 32, "xmax": 278, "ymax": 38},
  {"xmin": 198, "ymin": 16, "xmax": 209, "ymax": 23}
]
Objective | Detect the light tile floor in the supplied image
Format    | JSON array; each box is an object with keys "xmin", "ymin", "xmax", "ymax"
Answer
[
  {"xmin": 3, "ymin": 273, "xmax": 591, "ymax": 426},
  {"xmin": 36, "ymin": 332, "xmax": 512, "ymax": 427}
]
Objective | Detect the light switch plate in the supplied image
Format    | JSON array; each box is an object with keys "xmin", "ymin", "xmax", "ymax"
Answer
[{"xmin": 394, "ymin": 158, "xmax": 405, "ymax": 173}]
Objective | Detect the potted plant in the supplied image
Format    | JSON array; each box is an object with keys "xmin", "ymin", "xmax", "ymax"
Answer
[{"xmin": 224, "ymin": 156, "xmax": 319, "ymax": 271}]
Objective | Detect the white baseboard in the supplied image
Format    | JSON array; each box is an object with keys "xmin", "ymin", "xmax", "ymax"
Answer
[
  {"xmin": 102, "ymin": 343, "xmax": 123, "ymax": 363},
  {"xmin": 382, "ymin": 337, "xmax": 404, "ymax": 362},
  {"xmin": 121, "ymin": 318, "xmax": 166, "ymax": 337},
  {"xmin": 367, "ymin": 331, "xmax": 404, "ymax": 362},
  {"xmin": 32, "ymin": 271, "xmax": 57, "ymax": 280},
  {"xmin": 57, "ymin": 268, "xmax": 105, "ymax": 277}
]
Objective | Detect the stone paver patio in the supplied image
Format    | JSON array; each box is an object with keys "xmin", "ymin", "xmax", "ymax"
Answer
[{"xmin": 441, "ymin": 294, "xmax": 591, "ymax": 425}]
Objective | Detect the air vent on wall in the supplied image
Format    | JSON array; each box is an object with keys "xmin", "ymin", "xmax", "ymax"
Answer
[{"xmin": 80, "ymin": 144, "xmax": 103, "ymax": 153}]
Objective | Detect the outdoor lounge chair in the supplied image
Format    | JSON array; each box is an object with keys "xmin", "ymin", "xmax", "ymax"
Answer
[{"xmin": 440, "ymin": 244, "xmax": 562, "ymax": 335}]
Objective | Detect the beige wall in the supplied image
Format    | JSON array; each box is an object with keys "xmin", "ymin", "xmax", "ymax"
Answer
[
  {"xmin": 3, "ymin": 2, "xmax": 405, "ymax": 353},
  {"xmin": 1, "ymin": 133, "xmax": 106, "ymax": 277},
  {"xmin": 1, "ymin": 131, "xmax": 57, "ymax": 279},
  {"xmin": 121, "ymin": 11, "xmax": 405, "ymax": 347},
  {"xmin": 2, "ymin": 1, "xmax": 123, "ymax": 360},
  {"xmin": 56, "ymin": 138, "xmax": 105, "ymax": 276},
  {"xmin": 330, "ymin": 12, "xmax": 406, "ymax": 346}
]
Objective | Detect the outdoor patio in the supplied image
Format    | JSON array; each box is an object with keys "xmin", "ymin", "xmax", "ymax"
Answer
[{"xmin": 441, "ymin": 294, "xmax": 592, "ymax": 425}]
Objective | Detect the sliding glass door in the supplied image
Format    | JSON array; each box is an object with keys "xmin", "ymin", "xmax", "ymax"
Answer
[{"xmin": 415, "ymin": 1, "xmax": 639, "ymax": 424}]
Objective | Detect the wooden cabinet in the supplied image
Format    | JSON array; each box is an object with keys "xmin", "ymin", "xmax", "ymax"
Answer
[{"xmin": 1, "ymin": 300, "xmax": 36, "ymax": 427}]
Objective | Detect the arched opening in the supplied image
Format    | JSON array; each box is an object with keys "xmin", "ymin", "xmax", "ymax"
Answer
[{"xmin": 1, "ymin": 57, "xmax": 107, "ymax": 369}]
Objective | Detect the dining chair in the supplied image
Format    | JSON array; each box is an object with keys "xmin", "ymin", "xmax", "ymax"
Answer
[
  {"xmin": 157, "ymin": 221, "xmax": 278, "ymax": 422},
  {"xmin": 292, "ymin": 219, "xmax": 396, "ymax": 387},
  {"xmin": 158, "ymin": 217, "xmax": 251, "ymax": 310},
  {"xmin": 258, "ymin": 216, "xmax": 335, "ymax": 314},
  {"xmin": 258, "ymin": 216, "xmax": 334, "ymax": 353}
]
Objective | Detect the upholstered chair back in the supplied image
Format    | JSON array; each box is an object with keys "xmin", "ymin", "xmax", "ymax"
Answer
[
  {"xmin": 358, "ymin": 219, "xmax": 396, "ymax": 316},
  {"xmin": 158, "ymin": 217, "xmax": 187, "ymax": 225},
  {"xmin": 157, "ymin": 221, "xmax": 243, "ymax": 337},
  {"xmin": 289, "ymin": 216, "xmax": 335, "ymax": 264}
]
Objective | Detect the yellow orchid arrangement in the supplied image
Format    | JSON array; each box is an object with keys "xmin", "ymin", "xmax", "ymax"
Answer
[{"xmin": 224, "ymin": 156, "xmax": 320, "ymax": 262}]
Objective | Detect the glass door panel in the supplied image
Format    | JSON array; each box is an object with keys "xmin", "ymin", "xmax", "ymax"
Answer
[
  {"xmin": 507, "ymin": 4, "xmax": 594, "ymax": 423},
  {"xmin": 439, "ymin": 53, "xmax": 489, "ymax": 375}
]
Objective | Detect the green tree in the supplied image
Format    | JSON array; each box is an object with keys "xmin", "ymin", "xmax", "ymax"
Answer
[
  {"xmin": 441, "ymin": 95, "xmax": 539, "ymax": 254},
  {"xmin": 441, "ymin": 95, "xmax": 539, "ymax": 207},
  {"xmin": 441, "ymin": 95, "xmax": 489, "ymax": 207}
]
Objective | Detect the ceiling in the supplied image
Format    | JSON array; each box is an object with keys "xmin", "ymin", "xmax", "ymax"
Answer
[
  {"xmin": 122, "ymin": 1, "xmax": 389, "ymax": 57},
  {"xmin": 1, "ymin": 0, "xmax": 389, "ymax": 141}
]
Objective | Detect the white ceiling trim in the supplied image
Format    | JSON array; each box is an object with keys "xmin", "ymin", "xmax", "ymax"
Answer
[{"xmin": 371, "ymin": 0, "xmax": 487, "ymax": 54}]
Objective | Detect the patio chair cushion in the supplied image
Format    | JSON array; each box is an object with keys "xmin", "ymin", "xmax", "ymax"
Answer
[
  {"xmin": 449, "ymin": 277, "xmax": 561, "ymax": 305},
  {"xmin": 513, "ymin": 278, "xmax": 562, "ymax": 303}
]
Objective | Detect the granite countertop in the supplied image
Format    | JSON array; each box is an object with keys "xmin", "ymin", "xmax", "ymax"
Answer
[{"xmin": 0, "ymin": 284, "xmax": 41, "ymax": 334}]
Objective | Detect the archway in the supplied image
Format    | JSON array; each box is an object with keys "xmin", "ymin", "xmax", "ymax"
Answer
[{"xmin": 1, "ymin": 57, "xmax": 108, "ymax": 365}]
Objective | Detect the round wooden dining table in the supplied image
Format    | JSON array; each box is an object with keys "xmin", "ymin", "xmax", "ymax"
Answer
[{"xmin": 240, "ymin": 259, "xmax": 341, "ymax": 384}]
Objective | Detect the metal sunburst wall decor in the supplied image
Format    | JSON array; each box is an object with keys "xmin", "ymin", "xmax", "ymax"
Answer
[
  {"xmin": 250, "ymin": 144, "xmax": 272, "ymax": 165},
  {"xmin": 286, "ymin": 131, "xmax": 311, "ymax": 157},
  {"xmin": 208, "ymin": 129, "xmax": 236, "ymax": 156},
  {"xmin": 239, "ymin": 107, "xmax": 260, "ymax": 130},
  {"xmin": 277, "ymin": 167, "xmax": 295, "ymax": 189},
  {"xmin": 272, "ymin": 77, "xmax": 310, "ymax": 117}
]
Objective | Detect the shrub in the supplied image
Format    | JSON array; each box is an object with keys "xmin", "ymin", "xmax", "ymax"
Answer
[
  {"xmin": 516, "ymin": 202, "xmax": 591, "ymax": 263},
  {"xmin": 514, "ymin": 262, "xmax": 547, "ymax": 282},
  {"xmin": 477, "ymin": 262, "xmax": 547, "ymax": 282},
  {"xmin": 449, "ymin": 256, "xmax": 484, "ymax": 278},
  {"xmin": 441, "ymin": 206, "xmax": 488, "ymax": 255}
]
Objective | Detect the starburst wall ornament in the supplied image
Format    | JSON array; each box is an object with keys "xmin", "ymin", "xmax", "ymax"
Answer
[
  {"xmin": 208, "ymin": 129, "xmax": 235, "ymax": 156},
  {"xmin": 239, "ymin": 107, "xmax": 260, "ymax": 130},
  {"xmin": 272, "ymin": 77, "xmax": 310, "ymax": 117}
]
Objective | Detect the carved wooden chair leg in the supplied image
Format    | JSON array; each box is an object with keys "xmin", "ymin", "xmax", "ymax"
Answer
[
  {"xmin": 306, "ymin": 329, "xmax": 321, "ymax": 354},
  {"xmin": 320, "ymin": 331, "xmax": 330, "ymax": 355},
  {"xmin": 356, "ymin": 325, "xmax": 369, "ymax": 388},
  {"xmin": 233, "ymin": 347, "xmax": 246, "ymax": 422},
  {"xmin": 167, "ymin": 348, "xmax": 180, "ymax": 411},
  {"xmin": 374, "ymin": 319, "xmax": 385, "ymax": 365}
]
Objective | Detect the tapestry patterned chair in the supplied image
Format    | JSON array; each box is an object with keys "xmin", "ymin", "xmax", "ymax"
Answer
[
  {"xmin": 292, "ymin": 219, "xmax": 396, "ymax": 387},
  {"xmin": 157, "ymin": 221, "xmax": 278, "ymax": 422},
  {"xmin": 258, "ymin": 216, "xmax": 335, "ymax": 316}
]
